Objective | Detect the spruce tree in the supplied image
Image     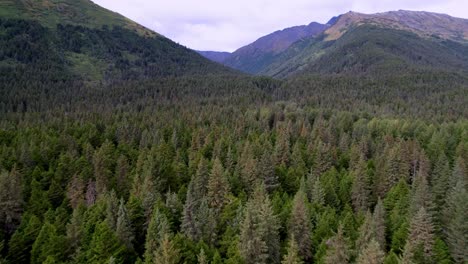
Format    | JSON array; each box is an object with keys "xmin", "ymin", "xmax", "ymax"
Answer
[
  {"xmin": 86, "ymin": 222, "xmax": 125, "ymax": 264},
  {"xmin": 106, "ymin": 190, "xmax": 119, "ymax": 231},
  {"xmin": 154, "ymin": 233, "xmax": 179, "ymax": 264},
  {"xmin": 93, "ymin": 141, "xmax": 115, "ymax": 195},
  {"xmin": 259, "ymin": 147, "xmax": 279, "ymax": 193},
  {"xmin": 356, "ymin": 239, "xmax": 385, "ymax": 264},
  {"xmin": 181, "ymin": 179, "xmax": 199, "ymax": 241},
  {"xmin": 0, "ymin": 166, "xmax": 23, "ymax": 236},
  {"xmin": 282, "ymin": 237, "xmax": 303, "ymax": 264},
  {"xmin": 351, "ymin": 157, "xmax": 370, "ymax": 212},
  {"xmin": 116, "ymin": 199, "xmax": 134, "ymax": 250},
  {"xmin": 409, "ymin": 171, "xmax": 434, "ymax": 217},
  {"xmin": 274, "ymin": 123, "xmax": 291, "ymax": 166},
  {"xmin": 313, "ymin": 140, "xmax": 333, "ymax": 178},
  {"xmin": 288, "ymin": 189, "xmax": 312, "ymax": 261},
  {"xmin": 443, "ymin": 180, "xmax": 468, "ymax": 263},
  {"xmin": 239, "ymin": 184, "xmax": 280, "ymax": 264},
  {"xmin": 31, "ymin": 222, "xmax": 66, "ymax": 264},
  {"xmin": 372, "ymin": 198, "xmax": 386, "ymax": 251},
  {"xmin": 404, "ymin": 207, "xmax": 435, "ymax": 262},
  {"xmin": 207, "ymin": 158, "xmax": 230, "ymax": 212},
  {"xmin": 356, "ymin": 210, "xmax": 374, "ymax": 254},
  {"xmin": 66, "ymin": 205, "xmax": 85, "ymax": 251},
  {"xmin": 310, "ymin": 177, "xmax": 325, "ymax": 206},
  {"xmin": 144, "ymin": 208, "xmax": 171, "ymax": 264},
  {"xmin": 197, "ymin": 248, "xmax": 208, "ymax": 264},
  {"xmin": 431, "ymin": 152, "xmax": 450, "ymax": 226},
  {"xmin": 324, "ymin": 225, "xmax": 349, "ymax": 264}
]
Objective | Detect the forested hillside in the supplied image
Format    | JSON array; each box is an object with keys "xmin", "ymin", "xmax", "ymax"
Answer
[
  {"xmin": 0, "ymin": 2, "xmax": 467, "ymax": 264},
  {"xmin": 261, "ymin": 25, "xmax": 468, "ymax": 78}
]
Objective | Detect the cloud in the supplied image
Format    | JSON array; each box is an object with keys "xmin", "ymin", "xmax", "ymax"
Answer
[{"xmin": 91, "ymin": 0, "xmax": 468, "ymax": 52}]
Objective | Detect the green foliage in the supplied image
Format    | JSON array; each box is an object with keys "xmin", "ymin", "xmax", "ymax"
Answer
[
  {"xmin": 31, "ymin": 222, "xmax": 67, "ymax": 264},
  {"xmin": 85, "ymin": 221, "xmax": 126, "ymax": 264},
  {"xmin": 0, "ymin": 21, "xmax": 466, "ymax": 262}
]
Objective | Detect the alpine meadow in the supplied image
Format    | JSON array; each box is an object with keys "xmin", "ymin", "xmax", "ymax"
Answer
[{"xmin": 0, "ymin": 1, "xmax": 467, "ymax": 264}]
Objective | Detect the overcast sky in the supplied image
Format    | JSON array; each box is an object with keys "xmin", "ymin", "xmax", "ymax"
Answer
[{"xmin": 92, "ymin": 0, "xmax": 468, "ymax": 52}]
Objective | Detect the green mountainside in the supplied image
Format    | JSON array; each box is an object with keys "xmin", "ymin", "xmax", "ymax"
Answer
[
  {"xmin": 0, "ymin": 0, "xmax": 235, "ymax": 83},
  {"xmin": 261, "ymin": 24, "xmax": 468, "ymax": 78},
  {"xmin": 0, "ymin": 0, "xmax": 153, "ymax": 36}
]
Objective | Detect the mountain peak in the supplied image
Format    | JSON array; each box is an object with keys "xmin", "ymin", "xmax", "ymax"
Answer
[{"xmin": 324, "ymin": 10, "xmax": 468, "ymax": 42}]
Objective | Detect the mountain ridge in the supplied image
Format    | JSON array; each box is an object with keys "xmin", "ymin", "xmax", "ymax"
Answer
[
  {"xmin": 324, "ymin": 10, "xmax": 468, "ymax": 42},
  {"xmin": 199, "ymin": 21, "xmax": 330, "ymax": 73}
]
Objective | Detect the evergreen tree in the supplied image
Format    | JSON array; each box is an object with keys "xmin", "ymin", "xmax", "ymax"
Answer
[
  {"xmin": 324, "ymin": 225, "xmax": 349, "ymax": 264},
  {"xmin": 181, "ymin": 179, "xmax": 199, "ymax": 241},
  {"xmin": 30, "ymin": 222, "xmax": 66, "ymax": 264},
  {"xmin": 356, "ymin": 210, "xmax": 374, "ymax": 254},
  {"xmin": 431, "ymin": 152, "xmax": 450, "ymax": 226},
  {"xmin": 86, "ymin": 222, "xmax": 126, "ymax": 264},
  {"xmin": 282, "ymin": 237, "xmax": 303, "ymax": 264},
  {"xmin": 274, "ymin": 123, "xmax": 291, "ymax": 166},
  {"xmin": 312, "ymin": 140, "xmax": 333, "ymax": 178},
  {"xmin": 259, "ymin": 147, "xmax": 279, "ymax": 193},
  {"xmin": 140, "ymin": 156, "xmax": 159, "ymax": 220},
  {"xmin": 0, "ymin": 166, "xmax": 23, "ymax": 236},
  {"xmin": 93, "ymin": 141, "xmax": 115, "ymax": 195},
  {"xmin": 449, "ymin": 157, "xmax": 466, "ymax": 188},
  {"xmin": 351, "ymin": 157, "xmax": 370, "ymax": 212},
  {"xmin": 115, "ymin": 155, "xmax": 130, "ymax": 197},
  {"xmin": 207, "ymin": 158, "xmax": 230, "ymax": 212},
  {"xmin": 197, "ymin": 248, "xmax": 208, "ymax": 264},
  {"xmin": 239, "ymin": 184, "xmax": 280, "ymax": 264},
  {"xmin": 66, "ymin": 205, "xmax": 85, "ymax": 251},
  {"xmin": 310, "ymin": 177, "xmax": 325, "ymax": 206},
  {"xmin": 197, "ymin": 197, "xmax": 216, "ymax": 244},
  {"xmin": 404, "ymin": 207, "xmax": 435, "ymax": 262},
  {"xmin": 409, "ymin": 171, "xmax": 434, "ymax": 217},
  {"xmin": 288, "ymin": 189, "xmax": 312, "ymax": 261},
  {"xmin": 378, "ymin": 143, "xmax": 409, "ymax": 197},
  {"xmin": 144, "ymin": 208, "xmax": 171, "ymax": 264},
  {"xmin": 372, "ymin": 198, "xmax": 386, "ymax": 251},
  {"xmin": 6, "ymin": 214, "xmax": 42, "ymax": 263},
  {"xmin": 67, "ymin": 174, "xmax": 85, "ymax": 209},
  {"xmin": 106, "ymin": 190, "xmax": 120, "ymax": 231},
  {"xmin": 356, "ymin": 239, "xmax": 385, "ymax": 264},
  {"xmin": 443, "ymin": 180, "xmax": 468, "ymax": 263},
  {"xmin": 239, "ymin": 143, "xmax": 259, "ymax": 193},
  {"xmin": 154, "ymin": 233, "xmax": 179, "ymax": 264},
  {"xmin": 116, "ymin": 198, "xmax": 134, "ymax": 250}
]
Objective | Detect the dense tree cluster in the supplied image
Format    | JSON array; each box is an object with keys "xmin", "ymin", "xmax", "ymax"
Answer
[{"xmin": 0, "ymin": 87, "xmax": 466, "ymax": 263}]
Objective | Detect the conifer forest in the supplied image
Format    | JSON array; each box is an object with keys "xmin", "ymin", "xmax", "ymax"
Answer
[{"xmin": 0, "ymin": 2, "xmax": 467, "ymax": 264}]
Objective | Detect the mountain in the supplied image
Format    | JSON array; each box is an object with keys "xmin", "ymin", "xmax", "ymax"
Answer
[
  {"xmin": 196, "ymin": 50, "xmax": 231, "ymax": 63},
  {"xmin": 0, "ymin": 0, "xmax": 234, "ymax": 82},
  {"xmin": 199, "ymin": 22, "xmax": 329, "ymax": 74},
  {"xmin": 324, "ymin": 10, "xmax": 468, "ymax": 42},
  {"xmin": 0, "ymin": 0, "xmax": 154, "ymax": 36},
  {"xmin": 255, "ymin": 10, "xmax": 468, "ymax": 77}
]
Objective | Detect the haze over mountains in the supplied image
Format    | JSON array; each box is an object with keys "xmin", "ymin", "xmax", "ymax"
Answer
[{"xmin": 199, "ymin": 10, "xmax": 468, "ymax": 77}]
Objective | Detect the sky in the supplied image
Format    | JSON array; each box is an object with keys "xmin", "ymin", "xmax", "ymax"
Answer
[{"xmin": 92, "ymin": 0, "xmax": 468, "ymax": 52}]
